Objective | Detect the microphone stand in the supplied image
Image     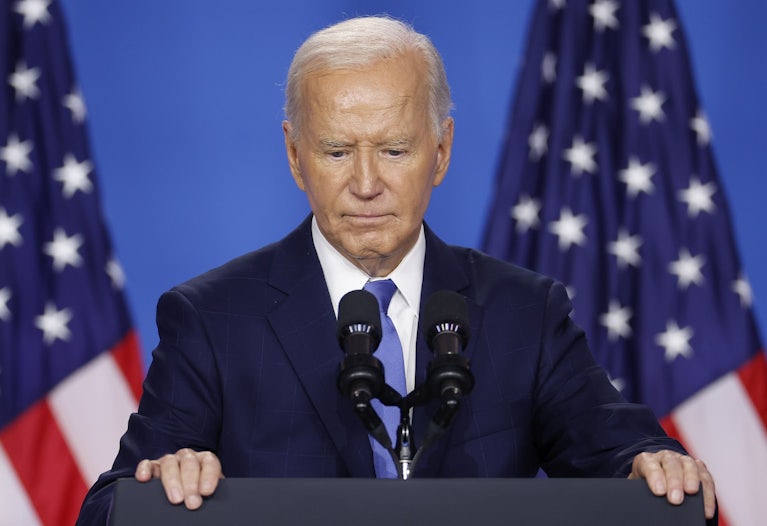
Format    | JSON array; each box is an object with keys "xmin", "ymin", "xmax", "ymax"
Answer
[{"xmin": 371, "ymin": 381, "xmax": 467, "ymax": 480}]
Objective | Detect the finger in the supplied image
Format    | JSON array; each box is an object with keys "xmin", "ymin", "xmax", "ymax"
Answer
[
  {"xmin": 134, "ymin": 459, "xmax": 154, "ymax": 482},
  {"xmin": 658, "ymin": 451, "xmax": 686, "ymax": 505},
  {"xmin": 157, "ymin": 453, "xmax": 184, "ymax": 505},
  {"xmin": 177, "ymin": 448, "xmax": 204, "ymax": 510},
  {"xmin": 197, "ymin": 451, "xmax": 223, "ymax": 496},
  {"xmin": 696, "ymin": 459, "xmax": 717, "ymax": 519},
  {"xmin": 681, "ymin": 455, "xmax": 701, "ymax": 494},
  {"xmin": 630, "ymin": 452, "xmax": 667, "ymax": 497}
]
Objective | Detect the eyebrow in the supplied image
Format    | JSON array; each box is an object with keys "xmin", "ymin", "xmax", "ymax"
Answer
[
  {"xmin": 379, "ymin": 137, "xmax": 412, "ymax": 148},
  {"xmin": 318, "ymin": 137, "xmax": 413, "ymax": 148},
  {"xmin": 319, "ymin": 138, "xmax": 351, "ymax": 148}
]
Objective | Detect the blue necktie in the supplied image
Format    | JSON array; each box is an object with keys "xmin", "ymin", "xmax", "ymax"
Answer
[{"xmin": 364, "ymin": 279, "xmax": 406, "ymax": 478}]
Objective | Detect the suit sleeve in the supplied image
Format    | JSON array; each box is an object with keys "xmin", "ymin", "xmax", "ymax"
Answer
[
  {"xmin": 531, "ymin": 281, "xmax": 685, "ymax": 477},
  {"xmin": 75, "ymin": 289, "xmax": 222, "ymax": 525}
]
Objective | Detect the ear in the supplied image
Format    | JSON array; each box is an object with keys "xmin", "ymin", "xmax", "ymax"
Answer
[
  {"xmin": 283, "ymin": 120, "xmax": 306, "ymax": 191},
  {"xmin": 433, "ymin": 117, "xmax": 454, "ymax": 187}
]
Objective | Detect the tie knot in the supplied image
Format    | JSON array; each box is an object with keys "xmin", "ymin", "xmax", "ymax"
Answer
[{"xmin": 364, "ymin": 279, "xmax": 397, "ymax": 313}]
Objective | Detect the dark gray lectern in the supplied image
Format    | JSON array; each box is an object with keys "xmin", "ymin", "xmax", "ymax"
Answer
[{"xmin": 109, "ymin": 477, "xmax": 705, "ymax": 525}]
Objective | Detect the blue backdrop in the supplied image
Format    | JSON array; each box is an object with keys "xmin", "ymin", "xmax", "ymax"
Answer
[{"xmin": 59, "ymin": 1, "xmax": 766, "ymax": 366}]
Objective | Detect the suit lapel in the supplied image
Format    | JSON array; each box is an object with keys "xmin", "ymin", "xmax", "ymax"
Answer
[
  {"xmin": 266, "ymin": 217, "xmax": 374, "ymax": 477},
  {"xmin": 263, "ymin": 219, "xmax": 483, "ymax": 478},
  {"xmin": 412, "ymin": 224, "xmax": 485, "ymax": 476}
]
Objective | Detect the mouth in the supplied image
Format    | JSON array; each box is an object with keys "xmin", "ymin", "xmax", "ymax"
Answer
[{"xmin": 344, "ymin": 213, "xmax": 393, "ymax": 224}]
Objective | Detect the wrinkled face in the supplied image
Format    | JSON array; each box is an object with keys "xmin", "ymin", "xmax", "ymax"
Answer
[{"xmin": 283, "ymin": 51, "xmax": 454, "ymax": 277}]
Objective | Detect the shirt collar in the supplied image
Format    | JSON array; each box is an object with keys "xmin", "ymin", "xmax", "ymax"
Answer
[{"xmin": 311, "ymin": 216, "xmax": 425, "ymax": 318}]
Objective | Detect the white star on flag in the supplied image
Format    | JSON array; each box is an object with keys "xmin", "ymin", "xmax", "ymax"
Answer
[
  {"xmin": 589, "ymin": 0, "xmax": 620, "ymax": 32},
  {"xmin": 549, "ymin": 207, "xmax": 588, "ymax": 251},
  {"xmin": 608, "ymin": 373, "xmax": 626, "ymax": 393},
  {"xmin": 54, "ymin": 154, "xmax": 93, "ymax": 198},
  {"xmin": 14, "ymin": 0, "xmax": 52, "ymax": 28},
  {"xmin": 8, "ymin": 61, "xmax": 41, "ymax": 101},
  {"xmin": 732, "ymin": 274, "xmax": 753, "ymax": 308},
  {"xmin": 678, "ymin": 176, "xmax": 716, "ymax": 217},
  {"xmin": 548, "ymin": 0, "xmax": 566, "ymax": 11},
  {"xmin": 576, "ymin": 63, "xmax": 609, "ymax": 104},
  {"xmin": 563, "ymin": 135, "xmax": 598, "ymax": 176},
  {"xmin": 600, "ymin": 300, "xmax": 633, "ymax": 341},
  {"xmin": 643, "ymin": 13, "xmax": 676, "ymax": 52},
  {"xmin": 106, "ymin": 258, "xmax": 126, "ymax": 290},
  {"xmin": 511, "ymin": 195, "xmax": 542, "ymax": 233},
  {"xmin": 565, "ymin": 285, "xmax": 577, "ymax": 302},
  {"xmin": 541, "ymin": 52, "xmax": 557, "ymax": 83},
  {"xmin": 528, "ymin": 123, "xmax": 549, "ymax": 160},
  {"xmin": 1, "ymin": 134, "xmax": 34, "ymax": 175},
  {"xmin": 0, "ymin": 287, "xmax": 11, "ymax": 321},
  {"xmin": 619, "ymin": 156, "xmax": 656, "ymax": 198},
  {"xmin": 607, "ymin": 228, "xmax": 642, "ymax": 268},
  {"xmin": 631, "ymin": 85, "xmax": 666, "ymax": 124},
  {"xmin": 689, "ymin": 109, "xmax": 711, "ymax": 146},
  {"xmin": 63, "ymin": 89, "xmax": 87, "ymax": 123},
  {"xmin": 44, "ymin": 227, "xmax": 84, "ymax": 271},
  {"xmin": 34, "ymin": 301, "xmax": 73, "ymax": 345},
  {"xmin": 0, "ymin": 207, "xmax": 24, "ymax": 248},
  {"xmin": 655, "ymin": 320, "xmax": 694, "ymax": 362},
  {"xmin": 668, "ymin": 248, "xmax": 705, "ymax": 289}
]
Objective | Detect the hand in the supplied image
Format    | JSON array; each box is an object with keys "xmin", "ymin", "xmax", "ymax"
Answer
[
  {"xmin": 135, "ymin": 448, "xmax": 223, "ymax": 510},
  {"xmin": 628, "ymin": 449, "xmax": 715, "ymax": 519}
]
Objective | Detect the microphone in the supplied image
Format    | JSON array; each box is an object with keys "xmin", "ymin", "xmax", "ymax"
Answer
[
  {"xmin": 336, "ymin": 289, "xmax": 385, "ymax": 404},
  {"xmin": 336, "ymin": 289, "xmax": 393, "ymax": 449},
  {"xmin": 423, "ymin": 290, "xmax": 474, "ymax": 400}
]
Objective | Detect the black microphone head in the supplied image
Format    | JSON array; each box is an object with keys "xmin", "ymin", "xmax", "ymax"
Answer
[
  {"xmin": 337, "ymin": 289, "xmax": 382, "ymax": 347},
  {"xmin": 423, "ymin": 290, "xmax": 470, "ymax": 349}
]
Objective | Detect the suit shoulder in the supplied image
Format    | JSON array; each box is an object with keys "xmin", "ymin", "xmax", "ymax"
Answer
[
  {"xmin": 189, "ymin": 241, "xmax": 278, "ymax": 286},
  {"xmin": 162, "ymin": 240, "xmax": 281, "ymax": 310},
  {"xmin": 450, "ymin": 245, "xmax": 560, "ymax": 300}
]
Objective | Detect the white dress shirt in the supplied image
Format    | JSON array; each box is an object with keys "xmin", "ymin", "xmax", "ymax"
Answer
[{"xmin": 311, "ymin": 217, "xmax": 424, "ymax": 393}]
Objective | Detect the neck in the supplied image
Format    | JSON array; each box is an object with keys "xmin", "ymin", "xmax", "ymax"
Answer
[{"xmin": 348, "ymin": 253, "xmax": 403, "ymax": 278}]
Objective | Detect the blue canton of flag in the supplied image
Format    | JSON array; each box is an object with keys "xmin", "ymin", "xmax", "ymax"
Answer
[
  {"xmin": 0, "ymin": 1, "xmax": 143, "ymax": 525},
  {"xmin": 482, "ymin": 1, "xmax": 767, "ymax": 525}
]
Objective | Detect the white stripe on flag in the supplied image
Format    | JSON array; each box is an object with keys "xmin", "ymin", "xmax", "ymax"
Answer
[
  {"xmin": 672, "ymin": 371, "xmax": 767, "ymax": 526},
  {"xmin": 0, "ymin": 444, "xmax": 43, "ymax": 526},
  {"xmin": 48, "ymin": 351, "xmax": 137, "ymax": 485}
]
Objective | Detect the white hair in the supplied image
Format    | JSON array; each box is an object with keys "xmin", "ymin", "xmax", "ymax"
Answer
[{"xmin": 284, "ymin": 16, "xmax": 453, "ymax": 140}]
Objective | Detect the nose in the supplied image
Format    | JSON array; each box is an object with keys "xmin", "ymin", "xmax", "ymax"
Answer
[{"xmin": 349, "ymin": 150, "xmax": 382, "ymax": 199}]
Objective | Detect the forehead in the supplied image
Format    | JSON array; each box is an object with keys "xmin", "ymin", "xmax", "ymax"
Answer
[{"xmin": 299, "ymin": 53, "xmax": 430, "ymax": 134}]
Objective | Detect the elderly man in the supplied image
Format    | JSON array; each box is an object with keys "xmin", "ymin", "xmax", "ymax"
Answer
[{"xmin": 76, "ymin": 15, "xmax": 715, "ymax": 524}]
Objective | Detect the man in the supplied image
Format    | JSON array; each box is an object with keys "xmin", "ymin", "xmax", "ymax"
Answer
[{"xmin": 76, "ymin": 15, "xmax": 715, "ymax": 524}]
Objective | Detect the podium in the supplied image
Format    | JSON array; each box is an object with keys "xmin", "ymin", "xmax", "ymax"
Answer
[{"xmin": 108, "ymin": 477, "xmax": 705, "ymax": 525}]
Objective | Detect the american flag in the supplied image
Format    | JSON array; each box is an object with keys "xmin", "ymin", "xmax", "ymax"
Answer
[
  {"xmin": 0, "ymin": 1, "xmax": 143, "ymax": 524},
  {"xmin": 482, "ymin": 0, "xmax": 767, "ymax": 524}
]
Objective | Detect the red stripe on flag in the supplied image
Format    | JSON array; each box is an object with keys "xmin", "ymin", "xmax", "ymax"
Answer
[
  {"xmin": 111, "ymin": 329, "xmax": 144, "ymax": 402},
  {"xmin": 737, "ymin": 350, "xmax": 767, "ymax": 430},
  {"xmin": 0, "ymin": 399, "xmax": 88, "ymax": 526},
  {"xmin": 659, "ymin": 415, "xmax": 681, "ymax": 443}
]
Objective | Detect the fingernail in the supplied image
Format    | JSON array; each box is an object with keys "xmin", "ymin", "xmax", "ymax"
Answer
[
  {"xmin": 200, "ymin": 481, "xmax": 212, "ymax": 493},
  {"xmin": 670, "ymin": 489, "xmax": 683, "ymax": 504},
  {"xmin": 187, "ymin": 495, "xmax": 201, "ymax": 509},
  {"xmin": 170, "ymin": 488, "xmax": 182, "ymax": 503}
]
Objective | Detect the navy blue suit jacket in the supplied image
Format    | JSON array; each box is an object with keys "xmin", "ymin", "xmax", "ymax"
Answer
[{"xmin": 76, "ymin": 216, "xmax": 682, "ymax": 524}]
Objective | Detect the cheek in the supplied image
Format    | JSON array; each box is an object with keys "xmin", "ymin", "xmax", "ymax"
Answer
[{"xmin": 303, "ymin": 181, "xmax": 343, "ymax": 217}]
